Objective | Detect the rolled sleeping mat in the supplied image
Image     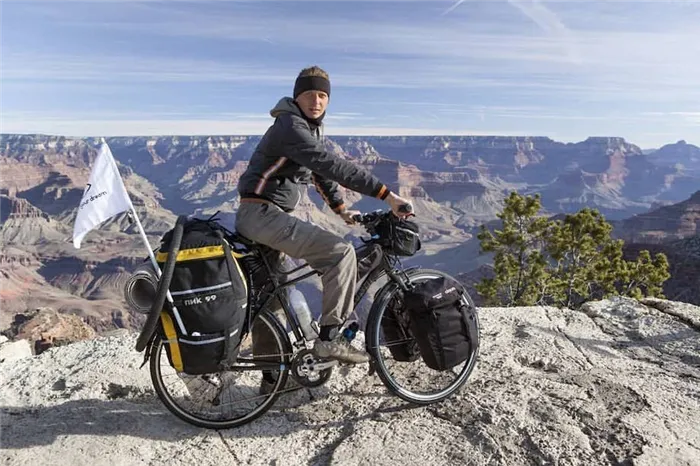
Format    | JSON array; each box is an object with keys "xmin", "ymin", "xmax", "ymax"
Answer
[{"xmin": 124, "ymin": 262, "xmax": 159, "ymax": 314}]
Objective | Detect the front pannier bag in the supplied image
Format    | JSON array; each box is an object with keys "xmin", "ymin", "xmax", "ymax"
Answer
[
  {"xmin": 404, "ymin": 275, "xmax": 476, "ymax": 371},
  {"xmin": 156, "ymin": 217, "xmax": 249, "ymax": 375}
]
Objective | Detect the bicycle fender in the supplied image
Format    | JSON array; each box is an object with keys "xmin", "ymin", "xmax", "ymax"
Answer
[
  {"xmin": 139, "ymin": 330, "xmax": 157, "ymax": 369},
  {"xmin": 371, "ymin": 280, "xmax": 401, "ymax": 310}
]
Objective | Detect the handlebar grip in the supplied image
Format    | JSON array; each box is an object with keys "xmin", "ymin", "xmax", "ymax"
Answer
[
  {"xmin": 398, "ymin": 203, "xmax": 413, "ymax": 214},
  {"xmin": 351, "ymin": 214, "xmax": 363, "ymax": 223}
]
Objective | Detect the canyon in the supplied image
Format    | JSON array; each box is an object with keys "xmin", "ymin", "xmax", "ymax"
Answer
[{"xmin": 2, "ymin": 133, "xmax": 700, "ymax": 342}]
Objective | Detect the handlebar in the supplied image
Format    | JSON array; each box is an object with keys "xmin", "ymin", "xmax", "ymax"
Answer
[
  {"xmin": 351, "ymin": 203, "xmax": 414, "ymax": 226},
  {"xmin": 398, "ymin": 203, "xmax": 413, "ymax": 215}
]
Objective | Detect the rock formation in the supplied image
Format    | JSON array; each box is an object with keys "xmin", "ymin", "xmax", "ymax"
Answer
[
  {"xmin": 615, "ymin": 190, "xmax": 700, "ymax": 244},
  {"xmin": 3, "ymin": 133, "xmax": 700, "ymax": 342},
  {"xmin": 3, "ymin": 307, "xmax": 97, "ymax": 354}
]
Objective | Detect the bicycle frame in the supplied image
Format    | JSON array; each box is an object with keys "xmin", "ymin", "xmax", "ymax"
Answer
[{"xmin": 243, "ymin": 240, "xmax": 418, "ymax": 347}]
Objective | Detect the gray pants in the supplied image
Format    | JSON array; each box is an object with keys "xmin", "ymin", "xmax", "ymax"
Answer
[{"xmin": 235, "ymin": 201, "xmax": 357, "ymax": 353}]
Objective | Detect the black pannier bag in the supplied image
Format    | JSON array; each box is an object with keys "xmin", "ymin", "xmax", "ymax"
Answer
[
  {"xmin": 376, "ymin": 217, "xmax": 421, "ymax": 257},
  {"xmin": 156, "ymin": 217, "xmax": 249, "ymax": 375},
  {"xmin": 404, "ymin": 275, "xmax": 476, "ymax": 371},
  {"xmin": 380, "ymin": 290, "xmax": 421, "ymax": 362}
]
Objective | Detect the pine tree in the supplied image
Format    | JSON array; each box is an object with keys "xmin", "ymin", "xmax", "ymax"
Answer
[
  {"xmin": 621, "ymin": 250, "xmax": 671, "ymax": 299},
  {"xmin": 477, "ymin": 198, "xmax": 671, "ymax": 308},
  {"xmin": 545, "ymin": 208, "xmax": 617, "ymax": 308},
  {"xmin": 476, "ymin": 192, "xmax": 550, "ymax": 306}
]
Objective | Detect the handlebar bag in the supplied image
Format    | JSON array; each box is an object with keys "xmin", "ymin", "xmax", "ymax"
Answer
[{"xmin": 376, "ymin": 217, "xmax": 421, "ymax": 256}]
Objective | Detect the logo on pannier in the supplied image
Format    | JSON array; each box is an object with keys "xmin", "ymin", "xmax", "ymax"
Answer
[
  {"xmin": 431, "ymin": 286, "xmax": 457, "ymax": 300},
  {"xmin": 183, "ymin": 294, "xmax": 217, "ymax": 306}
]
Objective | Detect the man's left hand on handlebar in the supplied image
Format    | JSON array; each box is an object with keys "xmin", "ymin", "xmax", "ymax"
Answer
[
  {"xmin": 385, "ymin": 192, "xmax": 414, "ymax": 219},
  {"xmin": 340, "ymin": 209, "xmax": 362, "ymax": 225}
]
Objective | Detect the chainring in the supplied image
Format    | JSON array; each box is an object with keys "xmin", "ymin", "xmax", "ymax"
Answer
[{"xmin": 290, "ymin": 349, "xmax": 334, "ymax": 387}]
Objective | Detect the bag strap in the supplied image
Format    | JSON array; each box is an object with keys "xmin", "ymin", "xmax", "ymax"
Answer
[
  {"xmin": 216, "ymin": 229, "xmax": 241, "ymax": 367},
  {"xmin": 457, "ymin": 295, "xmax": 479, "ymax": 349}
]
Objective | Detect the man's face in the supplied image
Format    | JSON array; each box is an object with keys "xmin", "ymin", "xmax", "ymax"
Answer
[{"xmin": 295, "ymin": 90, "xmax": 329, "ymax": 120}]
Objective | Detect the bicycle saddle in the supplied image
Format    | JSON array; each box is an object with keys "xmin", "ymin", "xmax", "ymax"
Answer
[
  {"xmin": 228, "ymin": 232, "xmax": 280, "ymax": 257},
  {"xmin": 232, "ymin": 232, "xmax": 258, "ymax": 247}
]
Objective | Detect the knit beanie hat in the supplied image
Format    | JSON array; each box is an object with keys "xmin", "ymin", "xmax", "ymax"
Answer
[{"xmin": 293, "ymin": 75, "xmax": 331, "ymax": 99}]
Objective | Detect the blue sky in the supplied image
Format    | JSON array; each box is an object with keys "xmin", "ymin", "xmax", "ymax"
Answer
[{"xmin": 1, "ymin": 0, "xmax": 699, "ymax": 148}]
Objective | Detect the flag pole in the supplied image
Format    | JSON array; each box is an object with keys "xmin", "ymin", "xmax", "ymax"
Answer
[
  {"xmin": 100, "ymin": 138, "xmax": 178, "ymax": 311},
  {"xmin": 129, "ymin": 204, "xmax": 162, "ymax": 278}
]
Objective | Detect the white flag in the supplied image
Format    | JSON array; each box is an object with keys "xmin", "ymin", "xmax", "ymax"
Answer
[{"xmin": 72, "ymin": 141, "xmax": 133, "ymax": 248}]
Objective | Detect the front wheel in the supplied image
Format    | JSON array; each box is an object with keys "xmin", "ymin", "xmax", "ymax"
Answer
[{"xmin": 365, "ymin": 268, "xmax": 480, "ymax": 405}]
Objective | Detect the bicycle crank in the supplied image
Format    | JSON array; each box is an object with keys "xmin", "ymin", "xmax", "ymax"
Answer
[{"xmin": 290, "ymin": 349, "xmax": 335, "ymax": 387}]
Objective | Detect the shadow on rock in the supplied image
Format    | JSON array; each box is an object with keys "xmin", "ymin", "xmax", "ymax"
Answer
[
  {"xmin": 1, "ymin": 386, "xmax": 422, "ymax": 449},
  {"xmin": 1, "ymin": 398, "xmax": 200, "ymax": 449},
  {"xmin": 0, "ymin": 396, "xmax": 311, "ymax": 449}
]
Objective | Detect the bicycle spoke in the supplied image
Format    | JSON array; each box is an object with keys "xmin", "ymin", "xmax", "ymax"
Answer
[
  {"xmin": 149, "ymin": 309, "xmax": 293, "ymax": 428},
  {"xmin": 365, "ymin": 269, "xmax": 480, "ymax": 404}
]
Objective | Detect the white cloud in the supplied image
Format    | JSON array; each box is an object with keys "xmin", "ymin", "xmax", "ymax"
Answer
[
  {"xmin": 508, "ymin": 0, "xmax": 568, "ymax": 35},
  {"xmin": 5, "ymin": 36, "xmax": 700, "ymax": 102},
  {"xmin": 507, "ymin": 0, "xmax": 581, "ymax": 64},
  {"xmin": 665, "ymin": 112, "xmax": 700, "ymax": 125},
  {"xmin": 0, "ymin": 118, "xmax": 268, "ymax": 136},
  {"xmin": 0, "ymin": 116, "xmax": 531, "ymax": 139},
  {"xmin": 3, "ymin": 108, "xmax": 698, "ymax": 148},
  {"xmin": 325, "ymin": 113, "xmax": 372, "ymax": 122},
  {"xmin": 2, "ymin": 53, "xmax": 292, "ymax": 84},
  {"xmin": 3, "ymin": 0, "xmax": 698, "ymax": 148},
  {"xmin": 8, "ymin": 1, "xmax": 699, "ymax": 88},
  {"xmin": 29, "ymin": 3, "xmax": 693, "ymax": 97},
  {"xmin": 442, "ymin": 0, "xmax": 466, "ymax": 16},
  {"xmin": 12, "ymin": 0, "xmax": 697, "ymax": 68}
]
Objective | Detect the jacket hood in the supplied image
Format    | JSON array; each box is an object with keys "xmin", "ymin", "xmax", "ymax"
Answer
[
  {"xmin": 270, "ymin": 96, "xmax": 325, "ymax": 127},
  {"xmin": 270, "ymin": 97, "xmax": 303, "ymax": 118}
]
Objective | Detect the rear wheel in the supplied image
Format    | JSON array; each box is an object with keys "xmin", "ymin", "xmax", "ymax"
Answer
[
  {"xmin": 365, "ymin": 268, "xmax": 480, "ymax": 405},
  {"xmin": 149, "ymin": 309, "xmax": 292, "ymax": 429}
]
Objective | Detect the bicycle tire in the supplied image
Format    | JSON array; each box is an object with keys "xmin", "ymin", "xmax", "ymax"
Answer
[
  {"xmin": 135, "ymin": 215, "xmax": 186, "ymax": 352},
  {"xmin": 149, "ymin": 309, "xmax": 293, "ymax": 429},
  {"xmin": 365, "ymin": 268, "xmax": 480, "ymax": 405}
]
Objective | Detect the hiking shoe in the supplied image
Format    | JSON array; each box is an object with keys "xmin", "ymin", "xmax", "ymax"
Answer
[{"xmin": 313, "ymin": 337, "xmax": 371, "ymax": 364}]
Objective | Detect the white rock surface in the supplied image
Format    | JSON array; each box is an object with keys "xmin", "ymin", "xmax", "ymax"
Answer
[
  {"xmin": 1, "ymin": 297, "xmax": 699, "ymax": 466},
  {"xmin": 0, "ymin": 338, "xmax": 32, "ymax": 363}
]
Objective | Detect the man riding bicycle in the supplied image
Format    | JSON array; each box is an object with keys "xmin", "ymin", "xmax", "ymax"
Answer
[{"xmin": 235, "ymin": 65, "xmax": 413, "ymax": 374}]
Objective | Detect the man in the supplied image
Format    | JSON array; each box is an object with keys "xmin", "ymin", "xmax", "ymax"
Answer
[{"xmin": 235, "ymin": 65, "xmax": 413, "ymax": 370}]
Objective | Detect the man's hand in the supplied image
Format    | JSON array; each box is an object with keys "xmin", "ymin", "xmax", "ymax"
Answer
[
  {"xmin": 339, "ymin": 209, "xmax": 362, "ymax": 225},
  {"xmin": 385, "ymin": 192, "xmax": 414, "ymax": 219}
]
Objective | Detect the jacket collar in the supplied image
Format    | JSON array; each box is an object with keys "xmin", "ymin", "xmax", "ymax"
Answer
[{"xmin": 270, "ymin": 97, "xmax": 325, "ymax": 127}]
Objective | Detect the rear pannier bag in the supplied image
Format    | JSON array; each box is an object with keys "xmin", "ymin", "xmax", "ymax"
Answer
[
  {"xmin": 404, "ymin": 275, "xmax": 476, "ymax": 371},
  {"xmin": 156, "ymin": 217, "xmax": 249, "ymax": 375}
]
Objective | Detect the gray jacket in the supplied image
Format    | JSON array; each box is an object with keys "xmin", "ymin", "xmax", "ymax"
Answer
[{"xmin": 237, "ymin": 97, "xmax": 390, "ymax": 212}]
